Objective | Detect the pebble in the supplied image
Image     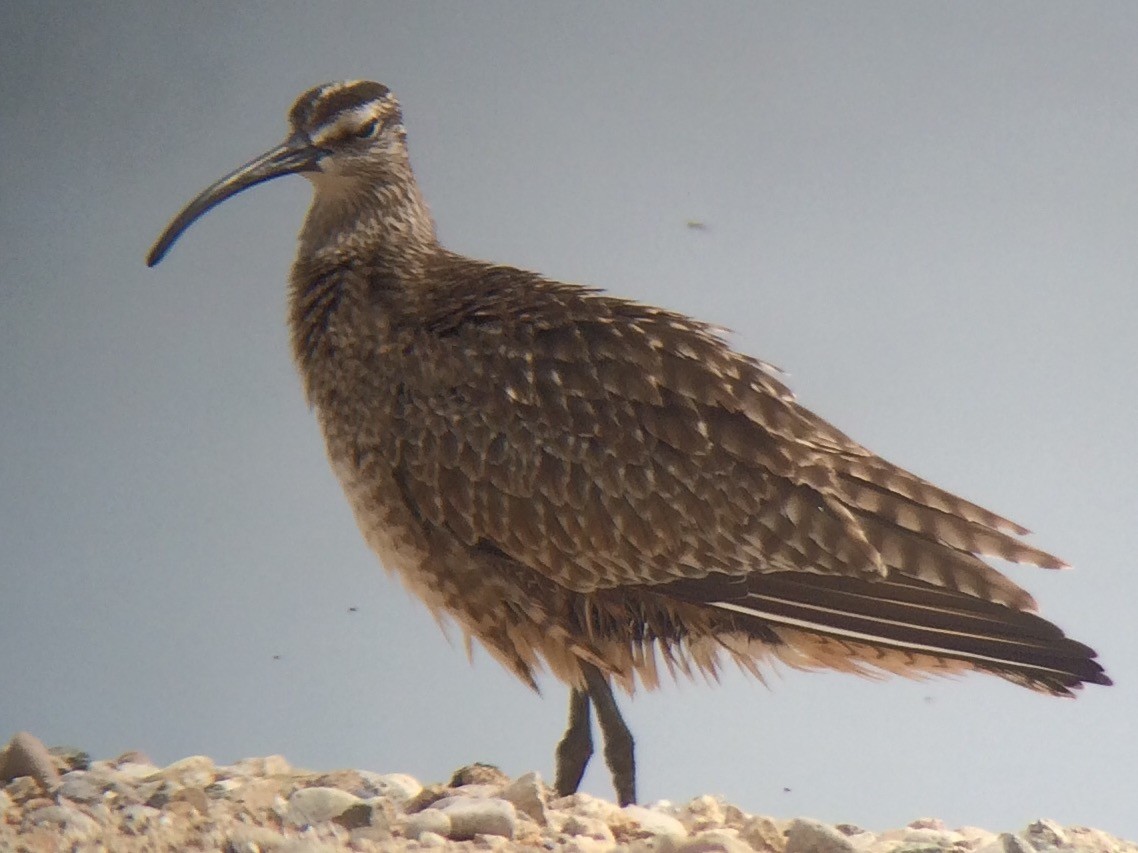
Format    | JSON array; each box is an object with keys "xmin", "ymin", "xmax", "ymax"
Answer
[
  {"xmin": 56, "ymin": 770, "xmax": 104, "ymax": 804},
  {"xmin": 367, "ymin": 771, "xmax": 422, "ymax": 802},
  {"xmin": 0, "ymin": 732, "xmax": 60, "ymax": 790},
  {"xmin": 679, "ymin": 794, "xmax": 727, "ymax": 832},
  {"xmin": 28, "ymin": 803, "xmax": 100, "ymax": 842},
  {"xmin": 171, "ymin": 785, "xmax": 210, "ymax": 814},
  {"xmin": 120, "ymin": 803, "xmax": 161, "ymax": 834},
  {"xmin": 156, "ymin": 754, "xmax": 216, "ymax": 788},
  {"xmin": 562, "ymin": 813, "xmax": 617, "ymax": 844},
  {"xmin": 740, "ymin": 815, "xmax": 786, "ymax": 851},
  {"xmin": 675, "ymin": 828, "xmax": 755, "ymax": 853},
  {"xmin": 115, "ymin": 749, "xmax": 153, "ymax": 766},
  {"xmin": 231, "ymin": 754, "xmax": 292, "ymax": 777},
  {"xmin": 0, "ymin": 732, "xmax": 1133, "ymax": 851},
  {"xmin": 501, "ymin": 770, "xmax": 547, "ymax": 823},
  {"xmin": 786, "ymin": 817, "xmax": 857, "ymax": 853},
  {"xmin": 449, "ymin": 762, "xmax": 511, "ymax": 787},
  {"xmin": 975, "ymin": 835, "xmax": 1025, "ymax": 853},
  {"xmin": 1025, "ymin": 818, "xmax": 1069, "ymax": 847},
  {"xmin": 437, "ymin": 795, "xmax": 517, "ymax": 839},
  {"xmin": 624, "ymin": 803, "xmax": 688, "ymax": 838},
  {"xmin": 286, "ymin": 786, "xmax": 363, "ymax": 826},
  {"xmin": 47, "ymin": 745, "xmax": 91, "ymax": 772},
  {"xmin": 404, "ymin": 807, "xmax": 451, "ymax": 839},
  {"xmin": 228, "ymin": 824, "xmax": 291, "ymax": 851}
]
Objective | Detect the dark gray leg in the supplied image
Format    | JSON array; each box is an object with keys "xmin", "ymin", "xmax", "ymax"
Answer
[
  {"xmin": 554, "ymin": 687, "xmax": 593, "ymax": 797},
  {"xmin": 582, "ymin": 664, "xmax": 637, "ymax": 806}
]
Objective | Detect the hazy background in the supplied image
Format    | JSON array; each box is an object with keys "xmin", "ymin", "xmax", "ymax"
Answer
[{"xmin": 2, "ymin": 1, "xmax": 1135, "ymax": 839}]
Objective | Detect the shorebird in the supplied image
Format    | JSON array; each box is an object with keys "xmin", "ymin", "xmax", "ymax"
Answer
[{"xmin": 147, "ymin": 81, "xmax": 1110, "ymax": 806}]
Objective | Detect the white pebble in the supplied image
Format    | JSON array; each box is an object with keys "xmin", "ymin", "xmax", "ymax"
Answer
[
  {"xmin": 285, "ymin": 786, "xmax": 362, "ymax": 826},
  {"xmin": 623, "ymin": 804, "xmax": 688, "ymax": 838},
  {"xmin": 785, "ymin": 817, "xmax": 856, "ymax": 853},
  {"xmin": 404, "ymin": 807, "xmax": 451, "ymax": 839},
  {"xmin": 437, "ymin": 796, "xmax": 517, "ymax": 839}
]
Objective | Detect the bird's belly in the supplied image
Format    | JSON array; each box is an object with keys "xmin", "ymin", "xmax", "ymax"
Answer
[{"xmin": 323, "ymin": 432, "xmax": 439, "ymax": 600}]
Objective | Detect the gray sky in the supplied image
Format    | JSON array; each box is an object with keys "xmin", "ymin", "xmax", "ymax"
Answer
[{"xmin": 2, "ymin": 1, "xmax": 1136, "ymax": 839}]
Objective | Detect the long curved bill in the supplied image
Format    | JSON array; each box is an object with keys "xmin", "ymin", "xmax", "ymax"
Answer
[{"xmin": 146, "ymin": 137, "xmax": 320, "ymax": 267}]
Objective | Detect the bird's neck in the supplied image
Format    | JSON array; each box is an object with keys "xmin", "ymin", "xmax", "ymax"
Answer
[
  {"xmin": 298, "ymin": 165, "xmax": 438, "ymax": 272},
  {"xmin": 288, "ymin": 166, "xmax": 439, "ymax": 403}
]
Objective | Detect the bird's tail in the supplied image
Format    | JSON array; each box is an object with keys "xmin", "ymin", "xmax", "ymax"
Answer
[{"xmin": 663, "ymin": 571, "xmax": 1111, "ymax": 696}]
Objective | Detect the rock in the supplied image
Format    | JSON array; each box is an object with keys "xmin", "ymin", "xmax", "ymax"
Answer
[
  {"xmin": 0, "ymin": 745, "xmax": 1131, "ymax": 851},
  {"xmin": 501, "ymin": 771, "xmax": 547, "ymax": 823},
  {"xmin": 170, "ymin": 785, "xmax": 210, "ymax": 814},
  {"xmin": 156, "ymin": 755, "xmax": 216, "ymax": 788},
  {"xmin": 114, "ymin": 750, "xmax": 152, "ymax": 767},
  {"xmin": 0, "ymin": 732, "xmax": 60, "ymax": 790},
  {"xmin": 448, "ymin": 762, "xmax": 510, "ymax": 787},
  {"xmin": 562, "ymin": 839, "xmax": 618, "ymax": 853},
  {"xmin": 119, "ymin": 803, "xmax": 160, "ymax": 834},
  {"xmin": 28, "ymin": 803, "xmax": 100, "ymax": 840},
  {"xmin": 230, "ymin": 754, "xmax": 292, "ymax": 777},
  {"xmin": 446, "ymin": 782, "xmax": 502, "ymax": 799},
  {"xmin": 1024, "ymin": 818, "xmax": 1069, "ymax": 848},
  {"xmin": 307, "ymin": 768, "xmax": 387, "ymax": 798},
  {"xmin": 365, "ymin": 771, "xmax": 421, "ymax": 801},
  {"xmin": 680, "ymin": 795, "xmax": 726, "ymax": 832},
  {"xmin": 622, "ymin": 804, "xmax": 688, "ymax": 838},
  {"xmin": 285, "ymin": 786, "xmax": 362, "ymax": 826},
  {"xmin": 56, "ymin": 771, "xmax": 103, "ymax": 804},
  {"xmin": 47, "ymin": 745, "xmax": 91, "ymax": 772},
  {"xmin": 405, "ymin": 782, "xmax": 451, "ymax": 812},
  {"xmin": 739, "ymin": 815, "xmax": 786, "ymax": 852},
  {"xmin": 233, "ymin": 778, "xmax": 283, "ymax": 813},
  {"xmin": 901, "ymin": 826, "xmax": 963, "ymax": 847},
  {"xmin": 139, "ymin": 778, "xmax": 180, "ymax": 808},
  {"xmin": 958, "ymin": 826, "xmax": 999, "ymax": 847},
  {"xmin": 437, "ymin": 795, "xmax": 517, "ymax": 839},
  {"xmin": 845, "ymin": 831, "xmax": 878, "ymax": 851},
  {"xmin": 205, "ymin": 777, "xmax": 243, "ymax": 798},
  {"xmin": 227, "ymin": 824, "xmax": 290, "ymax": 852},
  {"xmin": 404, "ymin": 806, "xmax": 451, "ymax": 839},
  {"xmin": 84, "ymin": 801, "xmax": 114, "ymax": 826},
  {"xmin": 786, "ymin": 817, "xmax": 856, "ymax": 853},
  {"xmin": 550, "ymin": 791, "xmax": 622, "ymax": 823},
  {"xmin": 4, "ymin": 775, "xmax": 40, "ymax": 802},
  {"xmin": 718, "ymin": 802, "xmax": 749, "ymax": 830},
  {"xmin": 275, "ymin": 841, "xmax": 342, "ymax": 853},
  {"xmin": 907, "ymin": 817, "xmax": 946, "ymax": 831},
  {"xmin": 331, "ymin": 799, "xmax": 377, "ymax": 830},
  {"xmin": 676, "ymin": 828, "xmax": 755, "ymax": 853},
  {"xmin": 562, "ymin": 813, "xmax": 617, "ymax": 844},
  {"xmin": 976, "ymin": 834, "xmax": 1037, "ymax": 853},
  {"xmin": 114, "ymin": 760, "xmax": 160, "ymax": 782},
  {"xmin": 1067, "ymin": 826, "xmax": 1138, "ymax": 852},
  {"xmin": 350, "ymin": 824, "xmax": 395, "ymax": 846}
]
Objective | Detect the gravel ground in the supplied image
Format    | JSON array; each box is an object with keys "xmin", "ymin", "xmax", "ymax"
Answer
[{"xmin": 0, "ymin": 731, "xmax": 1132, "ymax": 852}]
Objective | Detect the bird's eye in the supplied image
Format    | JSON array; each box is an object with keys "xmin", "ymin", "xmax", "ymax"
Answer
[{"xmin": 355, "ymin": 118, "xmax": 379, "ymax": 138}]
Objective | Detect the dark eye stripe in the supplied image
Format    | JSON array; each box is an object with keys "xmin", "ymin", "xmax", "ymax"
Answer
[
  {"xmin": 310, "ymin": 82, "xmax": 391, "ymax": 128},
  {"xmin": 290, "ymin": 81, "xmax": 396, "ymax": 133}
]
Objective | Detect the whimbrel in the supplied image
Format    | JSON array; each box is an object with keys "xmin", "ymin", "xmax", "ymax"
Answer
[{"xmin": 147, "ymin": 81, "xmax": 1110, "ymax": 806}]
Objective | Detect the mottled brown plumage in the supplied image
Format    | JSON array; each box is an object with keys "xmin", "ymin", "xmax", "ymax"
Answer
[{"xmin": 148, "ymin": 81, "xmax": 1110, "ymax": 806}]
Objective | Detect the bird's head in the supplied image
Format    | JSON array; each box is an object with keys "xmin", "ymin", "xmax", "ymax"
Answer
[{"xmin": 147, "ymin": 80, "xmax": 409, "ymax": 267}]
